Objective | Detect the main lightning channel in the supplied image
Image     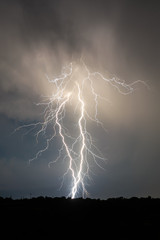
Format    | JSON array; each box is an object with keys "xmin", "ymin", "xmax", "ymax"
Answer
[{"xmin": 71, "ymin": 82, "xmax": 86, "ymax": 198}]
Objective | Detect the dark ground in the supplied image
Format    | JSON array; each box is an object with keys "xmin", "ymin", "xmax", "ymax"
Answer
[{"xmin": 1, "ymin": 196, "xmax": 160, "ymax": 239}]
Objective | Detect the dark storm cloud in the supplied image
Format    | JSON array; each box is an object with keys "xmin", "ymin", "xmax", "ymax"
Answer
[
  {"xmin": 1, "ymin": 0, "xmax": 159, "ymax": 81},
  {"xmin": 0, "ymin": 0, "xmax": 160, "ymax": 198}
]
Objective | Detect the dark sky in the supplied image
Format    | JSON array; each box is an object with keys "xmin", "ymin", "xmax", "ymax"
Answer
[{"xmin": 0, "ymin": 0, "xmax": 160, "ymax": 199}]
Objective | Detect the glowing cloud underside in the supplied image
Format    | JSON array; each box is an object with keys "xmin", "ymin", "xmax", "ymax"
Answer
[{"xmin": 15, "ymin": 60, "xmax": 148, "ymax": 198}]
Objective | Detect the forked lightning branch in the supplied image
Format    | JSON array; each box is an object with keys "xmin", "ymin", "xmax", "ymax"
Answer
[{"xmin": 15, "ymin": 60, "xmax": 148, "ymax": 198}]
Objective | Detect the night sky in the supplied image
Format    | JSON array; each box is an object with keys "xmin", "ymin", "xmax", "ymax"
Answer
[{"xmin": 0, "ymin": 0, "xmax": 160, "ymax": 199}]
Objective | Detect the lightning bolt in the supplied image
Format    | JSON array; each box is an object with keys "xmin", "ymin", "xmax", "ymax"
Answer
[
  {"xmin": 14, "ymin": 59, "xmax": 149, "ymax": 198},
  {"xmin": 71, "ymin": 82, "xmax": 85, "ymax": 198}
]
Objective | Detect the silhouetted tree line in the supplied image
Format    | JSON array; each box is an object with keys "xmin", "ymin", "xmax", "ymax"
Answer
[{"xmin": 1, "ymin": 196, "xmax": 160, "ymax": 238}]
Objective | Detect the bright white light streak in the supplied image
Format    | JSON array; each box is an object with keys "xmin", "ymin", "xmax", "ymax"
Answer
[{"xmin": 15, "ymin": 59, "xmax": 149, "ymax": 198}]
